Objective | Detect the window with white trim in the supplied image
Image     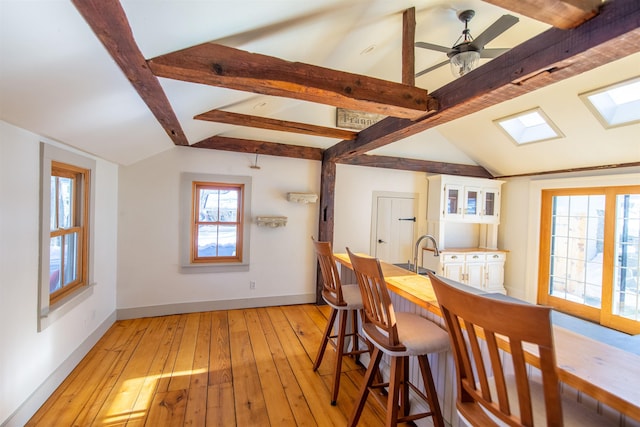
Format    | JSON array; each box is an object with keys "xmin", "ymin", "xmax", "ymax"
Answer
[
  {"xmin": 39, "ymin": 143, "xmax": 96, "ymax": 329},
  {"xmin": 180, "ymin": 173, "xmax": 251, "ymax": 271}
]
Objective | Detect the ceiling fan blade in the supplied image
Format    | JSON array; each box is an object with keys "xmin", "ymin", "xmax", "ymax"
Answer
[
  {"xmin": 470, "ymin": 14, "xmax": 519, "ymax": 50},
  {"xmin": 415, "ymin": 41, "xmax": 451, "ymax": 54},
  {"xmin": 480, "ymin": 48, "xmax": 510, "ymax": 58},
  {"xmin": 415, "ymin": 60, "xmax": 450, "ymax": 78}
]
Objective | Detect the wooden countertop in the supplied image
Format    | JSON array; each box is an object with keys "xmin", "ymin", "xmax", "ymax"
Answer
[{"xmin": 333, "ymin": 253, "xmax": 640, "ymax": 422}]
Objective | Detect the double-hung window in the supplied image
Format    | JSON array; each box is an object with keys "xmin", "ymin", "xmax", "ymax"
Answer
[
  {"xmin": 180, "ymin": 173, "xmax": 251, "ymax": 271},
  {"xmin": 538, "ymin": 185, "xmax": 640, "ymax": 334},
  {"xmin": 192, "ymin": 182, "xmax": 243, "ymax": 263},
  {"xmin": 39, "ymin": 143, "xmax": 95, "ymax": 329},
  {"xmin": 49, "ymin": 161, "xmax": 90, "ymax": 304}
]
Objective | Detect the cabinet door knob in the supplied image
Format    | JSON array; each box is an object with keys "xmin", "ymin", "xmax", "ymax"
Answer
[
  {"xmin": 378, "ymin": 239, "xmax": 386, "ymax": 244},
  {"xmin": 451, "ymin": 255, "xmax": 458, "ymax": 259}
]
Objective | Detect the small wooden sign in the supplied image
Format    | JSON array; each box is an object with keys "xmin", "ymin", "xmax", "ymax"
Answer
[{"xmin": 336, "ymin": 108, "xmax": 386, "ymax": 130}]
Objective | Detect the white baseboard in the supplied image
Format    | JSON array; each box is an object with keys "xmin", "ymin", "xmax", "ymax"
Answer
[
  {"xmin": 1, "ymin": 311, "xmax": 117, "ymax": 427},
  {"xmin": 116, "ymin": 293, "xmax": 317, "ymax": 320}
]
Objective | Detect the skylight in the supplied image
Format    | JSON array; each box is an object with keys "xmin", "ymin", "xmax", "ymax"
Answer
[
  {"xmin": 494, "ymin": 108, "xmax": 563, "ymax": 145},
  {"xmin": 580, "ymin": 76, "xmax": 640, "ymax": 128}
]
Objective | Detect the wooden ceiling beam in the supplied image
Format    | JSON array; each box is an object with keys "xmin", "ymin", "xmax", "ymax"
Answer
[
  {"xmin": 191, "ymin": 135, "xmax": 323, "ymax": 161},
  {"xmin": 482, "ymin": 0, "xmax": 602, "ymax": 29},
  {"xmin": 194, "ymin": 110, "xmax": 357, "ymax": 140},
  {"xmin": 71, "ymin": 0, "xmax": 189, "ymax": 146},
  {"xmin": 148, "ymin": 43, "xmax": 437, "ymax": 119},
  {"xmin": 338, "ymin": 154, "xmax": 492, "ymax": 178},
  {"xmin": 190, "ymin": 134, "xmax": 487, "ymax": 177},
  {"xmin": 402, "ymin": 7, "xmax": 416, "ymax": 86},
  {"xmin": 326, "ymin": 0, "xmax": 640, "ymax": 161}
]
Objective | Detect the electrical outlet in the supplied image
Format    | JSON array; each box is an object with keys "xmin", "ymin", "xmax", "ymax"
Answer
[{"xmin": 249, "ymin": 280, "xmax": 256, "ymax": 290}]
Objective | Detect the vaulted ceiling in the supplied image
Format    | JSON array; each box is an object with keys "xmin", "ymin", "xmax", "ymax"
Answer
[{"xmin": 1, "ymin": 0, "xmax": 639, "ymax": 177}]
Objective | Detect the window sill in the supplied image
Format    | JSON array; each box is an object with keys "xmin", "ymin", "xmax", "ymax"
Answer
[
  {"xmin": 38, "ymin": 282, "xmax": 95, "ymax": 332},
  {"xmin": 551, "ymin": 310, "xmax": 640, "ymax": 356},
  {"xmin": 180, "ymin": 263, "xmax": 249, "ymax": 274},
  {"xmin": 485, "ymin": 292, "xmax": 640, "ymax": 355}
]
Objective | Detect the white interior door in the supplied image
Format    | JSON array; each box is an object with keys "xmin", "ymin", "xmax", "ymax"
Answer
[{"xmin": 373, "ymin": 195, "xmax": 416, "ymax": 264}]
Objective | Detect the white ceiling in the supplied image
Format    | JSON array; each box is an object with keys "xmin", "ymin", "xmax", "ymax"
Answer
[{"xmin": 1, "ymin": 0, "xmax": 638, "ymax": 175}]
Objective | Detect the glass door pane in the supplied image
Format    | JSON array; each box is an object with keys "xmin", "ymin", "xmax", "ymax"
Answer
[
  {"xmin": 466, "ymin": 190, "xmax": 478, "ymax": 215},
  {"xmin": 548, "ymin": 194, "xmax": 605, "ymax": 307},
  {"xmin": 484, "ymin": 191, "xmax": 496, "ymax": 216},
  {"xmin": 612, "ymin": 194, "xmax": 640, "ymax": 321},
  {"xmin": 446, "ymin": 188, "xmax": 459, "ymax": 215}
]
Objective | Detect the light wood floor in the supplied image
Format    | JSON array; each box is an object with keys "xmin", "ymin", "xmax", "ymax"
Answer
[{"xmin": 27, "ymin": 304, "xmax": 395, "ymax": 426}]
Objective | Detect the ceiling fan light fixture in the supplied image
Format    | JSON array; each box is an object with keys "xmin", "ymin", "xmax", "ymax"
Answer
[{"xmin": 450, "ymin": 49, "xmax": 480, "ymax": 77}]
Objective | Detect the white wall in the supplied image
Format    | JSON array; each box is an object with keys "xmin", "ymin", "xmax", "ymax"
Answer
[
  {"xmin": 0, "ymin": 121, "xmax": 118, "ymax": 426},
  {"xmin": 116, "ymin": 147, "xmax": 321, "ymax": 314},
  {"xmin": 334, "ymin": 164, "xmax": 428, "ymax": 255},
  {"xmin": 333, "ymin": 162, "xmax": 640, "ymax": 306},
  {"xmin": 500, "ymin": 167, "xmax": 640, "ymax": 302}
]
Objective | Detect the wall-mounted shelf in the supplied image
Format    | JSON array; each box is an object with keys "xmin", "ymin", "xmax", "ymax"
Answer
[
  {"xmin": 255, "ymin": 216, "xmax": 288, "ymax": 228},
  {"xmin": 287, "ymin": 192, "xmax": 318, "ymax": 204}
]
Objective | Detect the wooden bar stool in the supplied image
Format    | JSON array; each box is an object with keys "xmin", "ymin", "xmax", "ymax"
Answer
[
  {"xmin": 346, "ymin": 248, "xmax": 449, "ymax": 427},
  {"xmin": 428, "ymin": 272, "xmax": 609, "ymax": 427},
  {"xmin": 312, "ymin": 239, "xmax": 371, "ymax": 405}
]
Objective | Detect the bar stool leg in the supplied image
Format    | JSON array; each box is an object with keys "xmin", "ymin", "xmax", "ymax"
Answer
[
  {"xmin": 313, "ymin": 308, "xmax": 337, "ymax": 371},
  {"xmin": 330, "ymin": 308, "xmax": 349, "ymax": 405},
  {"xmin": 399, "ymin": 356, "xmax": 410, "ymax": 417},
  {"xmin": 417, "ymin": 354, "xmax": 444, "ymax": 427},
  {"xmin": 348, "ymin": 347, "xmax": 383, "ymax": 427},
  {"xmin": 350, "ymin": 309, "xmax": 360, "ymax": 364},
  {"xmin": 386, "ymin": 356, "xmax": 402, "ymax": 427}
]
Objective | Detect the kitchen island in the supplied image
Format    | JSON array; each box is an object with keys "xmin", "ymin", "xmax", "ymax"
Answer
[{"xmin": 333, "ymin": 253, "xmax": 640, "ymax": 426}]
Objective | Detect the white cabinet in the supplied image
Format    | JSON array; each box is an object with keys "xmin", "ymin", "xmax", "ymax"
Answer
[
  {"xmin": 485, "ymin": 252, "xmax": 506, "ymax": 292},
  {"xmin": 430, "ymin": 175, "xmax": 503, "ymax": 224},
  {"xmin": 425, "ymin": 175, "xmax": 507, "ymax": 293},
  {"xmin": 441, "ymin": 253, "xmax": 465, "ymax": 282},
  {"xmin": 429, "ymin": 250, "xmax": 506, "ymax": 294}
]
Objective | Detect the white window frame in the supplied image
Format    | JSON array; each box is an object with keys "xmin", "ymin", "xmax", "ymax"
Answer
[
  {"xmin": 180, "ymin": 173, "xmax": 251, "ymax": 272},
  {"xmin": 39, "ymin": 143, "xmax": 96, "ymax": 331}
]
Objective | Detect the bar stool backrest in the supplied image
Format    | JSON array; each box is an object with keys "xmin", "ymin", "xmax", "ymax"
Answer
[
  {"xmin": 428, "ymin": 272, "xmax": 564, "ymax": 427},
  {"xmin": 347, "ymin": 248, "xmax": 404, "ymax": 352},
  {"xmin": 312, "ymin": 239, "xmax": 345, "ymax": 307}
]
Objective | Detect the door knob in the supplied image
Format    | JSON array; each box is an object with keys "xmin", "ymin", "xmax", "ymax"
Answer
[{"xmin": 378, "ymin": 239, "xmax": 386, "ymax": 244}]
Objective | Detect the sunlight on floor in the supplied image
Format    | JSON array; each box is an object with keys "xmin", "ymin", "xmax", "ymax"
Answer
[{"xmin": 100, "ymin": 368, "xmax": 208, "ymax": 425}]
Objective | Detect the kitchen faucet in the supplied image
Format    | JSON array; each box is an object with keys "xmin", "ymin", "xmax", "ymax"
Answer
[{"xmin": 413, "ymin": 234, "xmax": 440, "ymax": 273}]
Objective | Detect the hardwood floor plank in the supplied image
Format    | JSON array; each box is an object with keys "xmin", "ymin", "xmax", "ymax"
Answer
[
  {"xmin": 265, "ymin": 306, "xmax": 347, "ymax": 427},
  {"xmin": 183, "ymin": 312, "xmax": 213, "ymax": 426},
  {"xmin": 156, "ymin": 315, "xmax": 188, "ymax": 392},
  {"xmin": 244, "ymin": 308, "xmax": 297, "ymax": 426},
  {"xmin": 286, "ymin": 304, "xmax": 361, "ymax": 377},
  {"xmin": 127, "ymin": 315, "xmax": 181, "ymax": 427},
  {"xmin": 26, "ymin": 319, "xmax": 140, "ymax": 426},
  {"xmin": 301, "ymin": 303, "xmax": 331, "ymax": 332},
  {"xmin": 145, "ymin": 389, "xmax": 188, "ymax": 427},
  {"xmin": 206, "ymin": 383, "xmax": 235, "ymax": 427},
  {"xmin": 27, "ymin": 305, "xmax": 377, "ymax": 427},
  {"xmin": 256, "ymin": 308, "xmax": 317, "ymax": 427},
  {"xmin": 168, "ymin": 313, "xmax": 201, "ymax": 392},
  {"xmin": 228, "ymin": 309, "xmax": 269, "ymax": 425},
  {"xmin": 209, "ymin": 311, "xmax": 232, "ymax": 386},
  {"xmin": 78, "ymin": 319, "xmax": 150, "ymax": 426},
  {"xmin": 92, "ymin": 316, "xmax": 174, "ymax": 426}
]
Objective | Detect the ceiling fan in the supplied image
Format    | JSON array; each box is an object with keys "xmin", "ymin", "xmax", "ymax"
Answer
[{"xmin": 415, "ymin": 10, "xmax": 519, "ymax": 78}]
